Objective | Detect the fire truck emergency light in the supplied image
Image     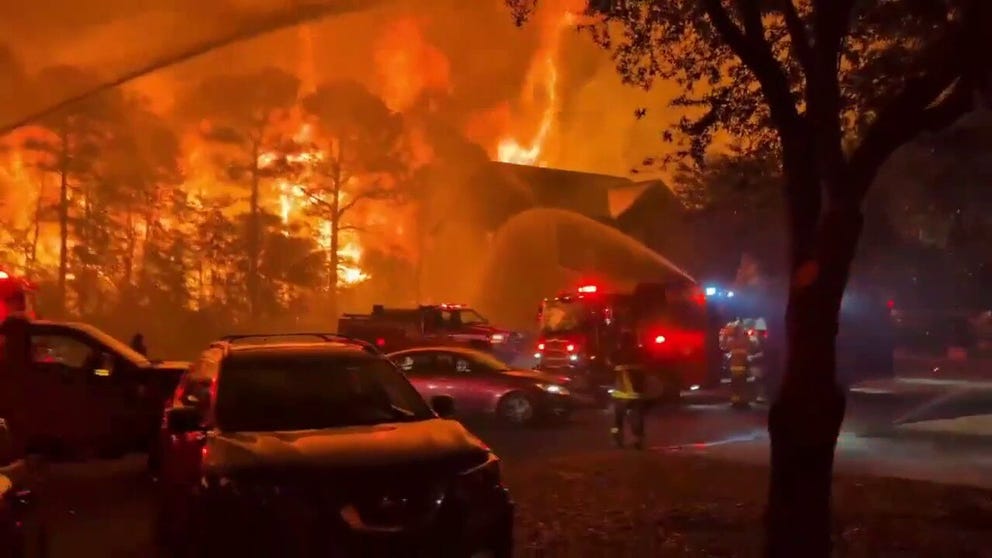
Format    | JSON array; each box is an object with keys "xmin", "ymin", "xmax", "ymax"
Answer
[
  {"xmin": 0, "ymin": 271, "xmax": 8, "ymax": 279},
  {"xmin": 654, "ymin": 335, "xmax": 666, "ymax": 344},
  {"xmin": 577, "ymin": 285, "xmax": 597, "ymax": 293}
]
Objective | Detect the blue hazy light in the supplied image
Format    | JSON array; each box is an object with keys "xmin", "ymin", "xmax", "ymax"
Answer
[
  {"xmin": 726, "ymin": 291, "xmax": 735, "ymax": 298},
  {"xmin": 705, "ymin": 287, "xmax": 718, "ymax": 296}
]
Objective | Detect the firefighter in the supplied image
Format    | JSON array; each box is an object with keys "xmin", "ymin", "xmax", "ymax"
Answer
[
  {"xmin": 726, "ymin": 320, "xmax": 752, "ymax": 409},
  {"xmin": 608, "ymin": 330, "xmax": 648, "ymax": 449}
]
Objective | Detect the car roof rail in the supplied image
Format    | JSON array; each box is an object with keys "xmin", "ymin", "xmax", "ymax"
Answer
[{"xmin": 211, "ymin": 333, "xmax": 382, "ymax": 355}]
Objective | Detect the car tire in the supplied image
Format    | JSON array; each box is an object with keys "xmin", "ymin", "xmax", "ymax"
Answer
[{"xmin": 496, "ymin": 392, "xmax": 536, "ymax": 427}]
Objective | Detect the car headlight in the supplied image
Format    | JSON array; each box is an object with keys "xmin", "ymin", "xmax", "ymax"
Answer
[
  {"xmin": 453, "ymin": 453, "xmax": 502, "ymax": 499},
  {"xmin": 537, "ymin": 383, "xmax": 570, "ymax": 395}
]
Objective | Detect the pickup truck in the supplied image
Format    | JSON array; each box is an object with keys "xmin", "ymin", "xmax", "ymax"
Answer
[
  {"xmin": 1, "ymin": 319, "xmax": 188, "ymax": 460},
  {"xmin": 338, "ymin": 304, "xmax": 527, "ymax": 363}
]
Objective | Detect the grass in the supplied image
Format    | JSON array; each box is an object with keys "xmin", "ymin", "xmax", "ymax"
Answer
[{"xmin": 504, "ymin": 451, "xmax": 992, "ymax": 557}]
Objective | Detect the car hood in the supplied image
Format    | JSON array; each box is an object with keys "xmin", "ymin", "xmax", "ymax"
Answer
[
  {"xmin": 148, "ymin": 360, "xmax": 190, "ymax": 371},
  {"xmin": 203, "ymin": 418, "xmax": 489, "ymax": 473},
  {"xmin": 499, "ymin": 369, "xmax": 566, "ymax": 384}
]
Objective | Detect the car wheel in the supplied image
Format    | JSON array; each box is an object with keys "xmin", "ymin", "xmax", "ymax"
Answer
[{"xmin": 497, "ymin": 392, "xmax": 536, "ymax": 426}]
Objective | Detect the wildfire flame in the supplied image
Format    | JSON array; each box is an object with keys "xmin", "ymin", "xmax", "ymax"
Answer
[
  {"xmin": 496, "ymin": 8, "xmax": 575, "ymax": 167},
  {"xmin": 263, "ymin": 123, "xmax": 370, "ymax": 288}
]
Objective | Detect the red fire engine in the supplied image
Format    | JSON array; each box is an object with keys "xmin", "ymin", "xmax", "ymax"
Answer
[{"xmin": 534, "ymin": 280, "xmax": 715, "ymax": 403}]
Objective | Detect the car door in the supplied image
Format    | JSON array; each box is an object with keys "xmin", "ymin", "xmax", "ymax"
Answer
[
  {"xmin": 28, "ymin": 327, "xmax": 116, "ymax": 452},
  {"xmin": 434, "ymin": 352, "xmax": 490, "ymax": 415}
]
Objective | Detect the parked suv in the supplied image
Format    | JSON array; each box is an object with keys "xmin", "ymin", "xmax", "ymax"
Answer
[{"xmin": 154, "ymin": 333, "xmax": 513, "ymax": 557}]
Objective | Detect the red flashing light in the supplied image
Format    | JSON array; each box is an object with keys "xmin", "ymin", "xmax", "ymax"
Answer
[
  {"xmin": 0, "ymin": 271, "xmax": 8, "ymax": 280},
  {"xmin": 537, "ymin": 343, "xmax": 545, "ymax": 350},
  {"xmin": 577, "ymin": 285, "xmax": 597, "ymax": 294},
  {"xmin": 566, "ymin": 344, "xmax": 575, "ymax": 352},
  {"xmin": 887, "ymin": 299, "xmax": 895, "ymax": 309},
  {"xmin": 375, "ymin": 338, "xmax": 386, "ymax": 347},
  {"xmin": 654, "ymin": 335, "xmax": 666, "ymax": 344}
]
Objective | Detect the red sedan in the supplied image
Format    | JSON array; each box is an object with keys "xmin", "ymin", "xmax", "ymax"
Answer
[{"xmin": 388, "ymin": 347, "xmax": 573, "ymax": 426}]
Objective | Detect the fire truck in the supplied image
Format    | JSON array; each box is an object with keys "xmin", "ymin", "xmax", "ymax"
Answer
[
  {"xmin": 534, "ymin": 281, "xmax": 718, "ymax": 403},
  {"xmin": 0, "ymin": 270, "xmax": 37, "ymax": 322},
  {"xmin": 338, "ymin": 303, "xmax": 527, "ymax": 362}
]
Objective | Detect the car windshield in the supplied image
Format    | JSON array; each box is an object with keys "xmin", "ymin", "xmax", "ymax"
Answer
[
  {"xmin": 214, "ymin": 355, "xmax": 434, "ymax": 432},
  {"xmin": 72, "ymin": 322, "xmax": 150, "ymax": 365},
  {"xmin": 540, "ymin": 299, "xmax": 591, "ymax": 333},
  {"xmin": 468, "ymin": 351, "xmax": 512, "ymax": 371},
  {"xmin": 441, "ymin": 308, "xmax": 488, "ymax": 327}
]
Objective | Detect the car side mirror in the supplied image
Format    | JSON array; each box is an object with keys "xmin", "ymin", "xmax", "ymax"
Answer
[
  {"xmin": 430, "ymin": 395, "xmax": 455, "ymax": 419},
  {"xmin": 166, "ymin": 407, "xmax": 204, "ymax": 433},
  {"xmin": 93, "ymin": 352, "xmax": 114, "ymax": 377}
]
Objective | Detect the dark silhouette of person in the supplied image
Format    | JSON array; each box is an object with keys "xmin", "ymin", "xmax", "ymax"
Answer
[{"xmin": 130, "ymin": 333, "xmax": 148, "ymax": 356}]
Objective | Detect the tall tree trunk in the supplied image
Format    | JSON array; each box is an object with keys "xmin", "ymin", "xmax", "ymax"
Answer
[
  {"xmin": 327, "ymin": 157, "xmax": 342, "ymax": 320},
  {"xmin": 247, "ymin": 141, "xmax": 261, "ymax": 322},
  {"xmin": 123, "ymin": 208, "xmax": 136, "ymax": 292},
  {"xmin": 57, "ymin": 130, "xmax": 69, "ymax": 316},
  {"xmin": 30, "ymin": 176, "xmax": 44, "ymax": 269},
  {"xmin": 766, "ymin": 157, "xmax": 864, "ymax": 557}
]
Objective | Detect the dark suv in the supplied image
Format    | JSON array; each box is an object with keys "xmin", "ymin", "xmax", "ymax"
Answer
[{"xmin": 154, "ymin": 333, "xmax": 514, "ymax": 557}]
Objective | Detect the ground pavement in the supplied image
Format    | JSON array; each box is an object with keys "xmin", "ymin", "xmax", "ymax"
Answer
[{"xmin": 25, "ymin": 383, "xmax": 992, "ymax": 557}]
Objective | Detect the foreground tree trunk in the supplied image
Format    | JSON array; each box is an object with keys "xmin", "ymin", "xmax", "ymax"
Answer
[{"xmin": 766, "ymin": 170, "xmax": 865, "ymax": 556}]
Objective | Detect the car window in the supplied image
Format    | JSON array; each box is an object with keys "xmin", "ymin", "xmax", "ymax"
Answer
[
  {"xmin": 214, "ymin": 355, "xmax": 434, "ymax": 432},
  {"xmin": 455, "ymin": 357, "xmax": 471, "ymax": 373},
  {"xmin": 468, "ymin": 351, "xmax": 511, "ymax": 372},
  {"xmin": 31, "ymin": 334, "xmax": 96, "ymax": 368},
  {"xmin": 435, "ymin": 353, "xmax": 456, "ymax": 372},
  {"xmin": 395, "ymin": 353, "xmax": 434, "ymax": 375}
]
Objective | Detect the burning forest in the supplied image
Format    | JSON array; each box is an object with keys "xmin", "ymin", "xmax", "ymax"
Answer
[{"xmin": 0, "ymin": 0, "xmax": 685, "ymax": 356}]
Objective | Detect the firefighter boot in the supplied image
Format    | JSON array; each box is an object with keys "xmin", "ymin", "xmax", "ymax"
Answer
[
  {"xmin": 730, "ymin": 369, "xmax": 750, "ymax": 409},
  {"xmin": 611, "ymin": 400, "xmax": 628, "ymax": 447}
]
